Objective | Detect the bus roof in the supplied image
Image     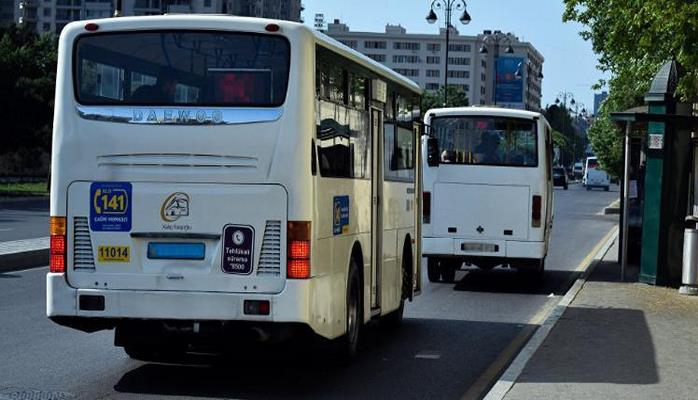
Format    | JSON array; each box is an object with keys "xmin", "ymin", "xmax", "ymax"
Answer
[
  {"xmin": 425, "ymin": 106, "xmax": 544, "ymax": 121},
  {"xmin": 62, "ymin": 14, "xmax": 422, "ymax": 96}
]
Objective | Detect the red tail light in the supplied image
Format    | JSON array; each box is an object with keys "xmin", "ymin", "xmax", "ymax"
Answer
[
  {"xmin": 532, "ymin": 195, "xmax": 542, "ymax": 228},
  {"xmin": 423, "ymin": 192, "xmax": 431, "ymax": 224},
  {"xmin": 287, "ymin": 221, "xmax": 311, "ymax": 279},
  {"xmin": 50, "ymin": 216, "xmax": 67, "ymax": 273}
]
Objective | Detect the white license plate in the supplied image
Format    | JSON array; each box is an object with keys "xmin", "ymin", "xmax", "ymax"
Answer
[{"xmin": 461, "ymin": 243, "xmax": 498, "ymax": 253}]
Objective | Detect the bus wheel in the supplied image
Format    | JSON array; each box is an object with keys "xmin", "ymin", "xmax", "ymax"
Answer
[
  {"xmin": 427, "ymin": 257, "xmax": 441, "ymax": 282},
  {"xmin": 336, "ymin": 260, "xmax": 362, "ymax": 362},
  {"xmin": 383, "ymin": 245, "xmax": 410, "ymax": 329},
  {"xmin": 441, "ymin": 261, "xmax": 457, "ymax": 283}
]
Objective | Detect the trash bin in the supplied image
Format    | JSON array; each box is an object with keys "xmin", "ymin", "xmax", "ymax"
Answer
[{"xmin": 680, "ymin": 216, "xmax": 698, "ymax": 295}]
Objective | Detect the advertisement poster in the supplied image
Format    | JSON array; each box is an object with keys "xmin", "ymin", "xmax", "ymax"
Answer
[{"xmin": 495, "ymin": 57, "xmax": 524, "ymax": 109}]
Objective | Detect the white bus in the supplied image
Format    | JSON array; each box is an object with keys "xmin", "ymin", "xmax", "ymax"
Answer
[
  {"xmin": 47, "ymin": 15, "xmax": 422, "ymax": 360},
  {"xmin": 421, "ymin": 107, "xmax": 554, "ymax": 281}
]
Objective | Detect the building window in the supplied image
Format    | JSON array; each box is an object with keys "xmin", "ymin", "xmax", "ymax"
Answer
[
  {"xmin": 481, "ymin": 86, "xmax": 486, "ymax": 94},
  {"xmin": 393, "ymin": 42, "xmax": 420, "ymax": 51},
  {"xmin": 481, "ymin": 60, "xmax": 487, "ymax": 68},
  {"xmin": 448, "ymin": 43, "xmax": 471, "ymax": 52},
  {"xmin": 425, "ymin": 83, "xmax": 440, "ymax": 91},
  {"xmin": 364, "ymin": 40, "xmax": 386, "ymax": 49},
  {"xmin": 43, "ymin": 7, "xmax": 51, "ymax": 16},
  {"xmin": 426, "ymin": 56, "xmax": 440, "ymax": 64},
  {"xmin": 394, "ymin": 68, "xmax": 419, "ymax": 77},
  {"xmin": 427, "ymin": 43, "xmax": 441, "ymax": 52},
  {"xmin": 426, "ymin": 69, "xmax": 440, "ymax": 77},
  {"xmin": 340, "ymin": 40, "xmax": 357, "ymax": 49},
  {"xmin": 459, "ymin": 84, "xmax": 470, "ymax": 92},
  {"xmin": 447, "ymin": 70, "xmax": 469, "ymax": 79},
  {"xmin": 481, "ymin": 73, "xmax": 486, "ymax": 81},
  {"xmin": 42, "ymin": 22, "xmax": 51, "ymax": 31},
  {"xmin": 367, "ymin": 54, "xmax": 386, "ymax": 62},
  {"xmin": 204, "ymin": 0, "xmax": 211, "ymax": 6},
  {"xmin": 393, "ymin": 55, "xmax": 420, "ymax": 63},
  {"xmin": 448, "ymin": 57, "xmax": 470, "ymax": 66}
]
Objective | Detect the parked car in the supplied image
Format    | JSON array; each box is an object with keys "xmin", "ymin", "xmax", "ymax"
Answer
[{"xmin": 553, "ymin": 166, "xmax": 568, "ymax": 190}]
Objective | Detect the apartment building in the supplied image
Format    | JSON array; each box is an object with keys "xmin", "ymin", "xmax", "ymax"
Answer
[
  {"xmin": 11, "ymin": 0, "xmax": 302, "ymax": 34},
  {"xmin": 325, "ymin": 19, "xmax": 544, "ymax": 111}
]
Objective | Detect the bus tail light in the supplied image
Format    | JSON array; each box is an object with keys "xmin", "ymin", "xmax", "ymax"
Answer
[
  {"xmin": 50, "ymin": 216, "xmax": 67, "ymax": 273},
  {"xmin": 532, "ymin": 195, "xmax": 542, "ymax": 228},
  {"xmin": 287, "ymin": 221, "xmax": 311, "ymax": 279},
  {"xmin": 423, "ymin": 192, "xmax": 431, "ymax": 224}
]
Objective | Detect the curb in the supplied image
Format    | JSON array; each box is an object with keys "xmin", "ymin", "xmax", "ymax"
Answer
[
  {"xmin": 0, "ymin": 237, "xmax": 50, "ymax": 273},
  {"xmin": 483, "ymin": 227, "xmax": 619, "ymax": 400}
]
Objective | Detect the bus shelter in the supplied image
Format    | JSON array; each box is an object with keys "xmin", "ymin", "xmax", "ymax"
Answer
[{"xmin": 611, "ymin": 60, "xmax": 698, "ymax": 286}]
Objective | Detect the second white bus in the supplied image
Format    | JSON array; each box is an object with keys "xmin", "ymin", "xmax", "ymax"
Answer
[
  {"xmin": 422, "ymin": 107, "xmax": 554, "ymax": 282},
  {"xmin": 47, "ymin": 15, "xmax": 422, "ymax": 360}
]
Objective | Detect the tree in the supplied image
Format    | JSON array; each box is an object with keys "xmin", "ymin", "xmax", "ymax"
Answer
[
  {"xmin": 543, "ymin": 104, "xmax": 586, "ymax": 166},
  {"xmin": 561, "ymin": 0, "xmax": 698, "ymax": 176},
  {"xmin": 420, "ymin": 85, "xmax": 468, "ymax": 113},
  {"xmin": 0, "ymin": 24, "xmax": 57, "ymax": 176}
]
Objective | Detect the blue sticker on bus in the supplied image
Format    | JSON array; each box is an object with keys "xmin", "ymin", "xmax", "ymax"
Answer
[
  {"xmin": 90, "ymin": 182, "xmax": 132, "ymax": 232},
  {"xmin": 333, "ymin": 195, "xmax": 350, "ymax": 235}
]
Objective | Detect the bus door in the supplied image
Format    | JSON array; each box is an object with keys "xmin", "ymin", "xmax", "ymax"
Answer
[{"xmin": 370, "ymin": 107, "xmax": 383, "ymax": 311}]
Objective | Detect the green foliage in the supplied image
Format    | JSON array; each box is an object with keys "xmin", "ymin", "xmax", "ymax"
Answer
[
  {"xmin": 0, "ymin": 24, "xmax": 57, "ymax": 162},
  {"xmin": 563, "ymin": 0, "xmax": 698, "ymax": 101},
  {"xmin": 544, "ymin": 104, "xmax": 587, "ymax": 165},
  {"xmin": 587, "ymin": 110, "xmax": 623, "ymax": 178},
  {"xmin": 561, "ymin": 0, "xmax": 698, "ymax": 177},
  {"xmin": 420, "ymin": 85, "xmax": 469, "ymax": 113}
]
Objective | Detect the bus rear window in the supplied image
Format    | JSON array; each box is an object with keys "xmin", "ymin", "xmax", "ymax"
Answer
[
  {"xmin": 432, "ymin": 116, "xmax": 538, "ymax": 167},
  {"xmin": 74, "ymin": 30, "xmax": 290, "ymax": 107}
]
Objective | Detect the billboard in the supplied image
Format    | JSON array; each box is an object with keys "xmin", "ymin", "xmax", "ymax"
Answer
[{"xmin": 495, "ymin": 57, "xmax": 524, "ymax": 109}]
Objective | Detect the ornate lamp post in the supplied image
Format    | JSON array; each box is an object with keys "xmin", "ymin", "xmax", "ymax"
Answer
[
  {"xmin": 426, "ymin": 0, "xmax": 472, "ymax": 107},
  {"xmin": 479, "ymin": 31, "xmax": 515, "ymax": 105}
]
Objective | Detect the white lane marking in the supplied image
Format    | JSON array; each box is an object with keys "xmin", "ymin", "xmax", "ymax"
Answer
[{"xmin": 415, "ymin": 351, "xmax": 441, "ymax": 360}]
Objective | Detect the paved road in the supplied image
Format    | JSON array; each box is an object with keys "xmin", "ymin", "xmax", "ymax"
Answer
[
  {"xmin": 0, "ymin": 183, "xmax": 618, "ymax": 400},
  {"xmin": 0, "ymin": 197, "xmax": 49, "ymax": 242}
]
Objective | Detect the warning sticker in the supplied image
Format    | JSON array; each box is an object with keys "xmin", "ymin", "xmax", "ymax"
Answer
[
  {"xmin": 221, "ymin": 225, "xmax": 255, "ymax": 274},
  {"xmin": 90, "ymin": 182, "xmax": 132, "ymax": 232}
]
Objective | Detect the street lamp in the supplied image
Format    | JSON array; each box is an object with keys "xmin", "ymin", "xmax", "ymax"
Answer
[
  {"xmin": 479, "ymin": 31, "xmax": 515, "ymax": 105},
  {"xmin": 426, "ymin": 0, "xmax": 471, "ymax": 107}
]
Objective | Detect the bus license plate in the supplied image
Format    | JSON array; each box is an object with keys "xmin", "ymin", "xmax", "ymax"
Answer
[
  {"xmin": 461, "ymin": 243, "xmax": 497, "ymax": 253},
  {"xmin": 98, "ymin": 245, "xmax": 130, "ymax": 262}
]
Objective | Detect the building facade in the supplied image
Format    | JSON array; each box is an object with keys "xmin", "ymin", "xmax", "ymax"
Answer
[
  {"xmin": 593, "ymin": 91, "xmax": 608, "ymax": 116},
  {"xmin": 10, "ymin": 0, "xmax": 302, "ymax": 34},
  {"xmin": 325, "ymin": 20, "xmax": 544, "ymax": 111}
]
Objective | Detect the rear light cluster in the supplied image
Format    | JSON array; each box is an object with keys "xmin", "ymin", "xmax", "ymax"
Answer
[
  {"xmin": 243, "ymin": 300, "xmax": 270, "ymax": 315},
  {"xmin": 287, "ymin": 221, "xmax": 311, "ymax": 279},
  {"xmin": 50, "ymin": 216, "xmax": 67, "ymax": 273},
  {"xmin": 423, "ymin": 192, "xmax": 431, "ymax": 224},
  {"xmin": 532, "ymin": 195, "xmax": 542, "ymax": 228}
]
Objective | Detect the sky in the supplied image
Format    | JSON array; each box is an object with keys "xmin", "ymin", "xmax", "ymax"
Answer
[{"xmin": 301, "ymin": 0, "xmax": 608, "ymax": 113}]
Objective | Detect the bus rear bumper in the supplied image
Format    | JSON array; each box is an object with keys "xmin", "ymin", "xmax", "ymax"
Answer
[
  {"xmin": 46, "ymin": 273, "xmax": 335, "ymax": 338},
  {"xmin": 422, "ymin": 237, "xmax": 547, "ymax": 259}
]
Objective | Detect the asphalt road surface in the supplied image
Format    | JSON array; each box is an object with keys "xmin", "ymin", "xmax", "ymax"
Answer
[
  {"xmin": 0, "ymin": 197, "xmax": 49, "ymax": 242},
  {"xmin": 0, "ymin": 183, "xmax": 618, "ymax": 400}
]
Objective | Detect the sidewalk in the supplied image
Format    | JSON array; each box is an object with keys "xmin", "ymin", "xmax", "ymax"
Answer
[{"xmin": 504, "ymin": 241, "xmax": 698, "ymax": 400}]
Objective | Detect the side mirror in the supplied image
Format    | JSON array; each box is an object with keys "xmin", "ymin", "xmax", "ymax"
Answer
[{"xmin": 427, "ymin": 137, "xmax": 440, "ymax": 167}]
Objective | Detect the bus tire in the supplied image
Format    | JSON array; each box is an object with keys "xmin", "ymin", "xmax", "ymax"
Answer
[
  {"xmin": 335, "ymin": 259, "xmax": 362, "ymax": 362},
  {"xmin": 441, "ymin": 261, "xmax": 457, "ymax": 283},
  {"xmin": 427, "ymin": 257, "xmax": 441, "ymax": 282},
  {"xmin": 383, "ymin": 243, "xmax": 411, "ymax": 329}
]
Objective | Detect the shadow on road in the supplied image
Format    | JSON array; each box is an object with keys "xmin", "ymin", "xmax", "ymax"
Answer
[
  {"xmin": 0, "ymin": 273, "xmax": 21, "ymax": 278},
  {"xmin": 113, "ymin": 318, "xmax": 531, "ymax": 399},
  {"xmin": 452, "ymin": 267, "xmax": 580, "ymax": 296},
  {"xmin": 517, "ymin": 306, "xmax": 658, "ymax": 384}
]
